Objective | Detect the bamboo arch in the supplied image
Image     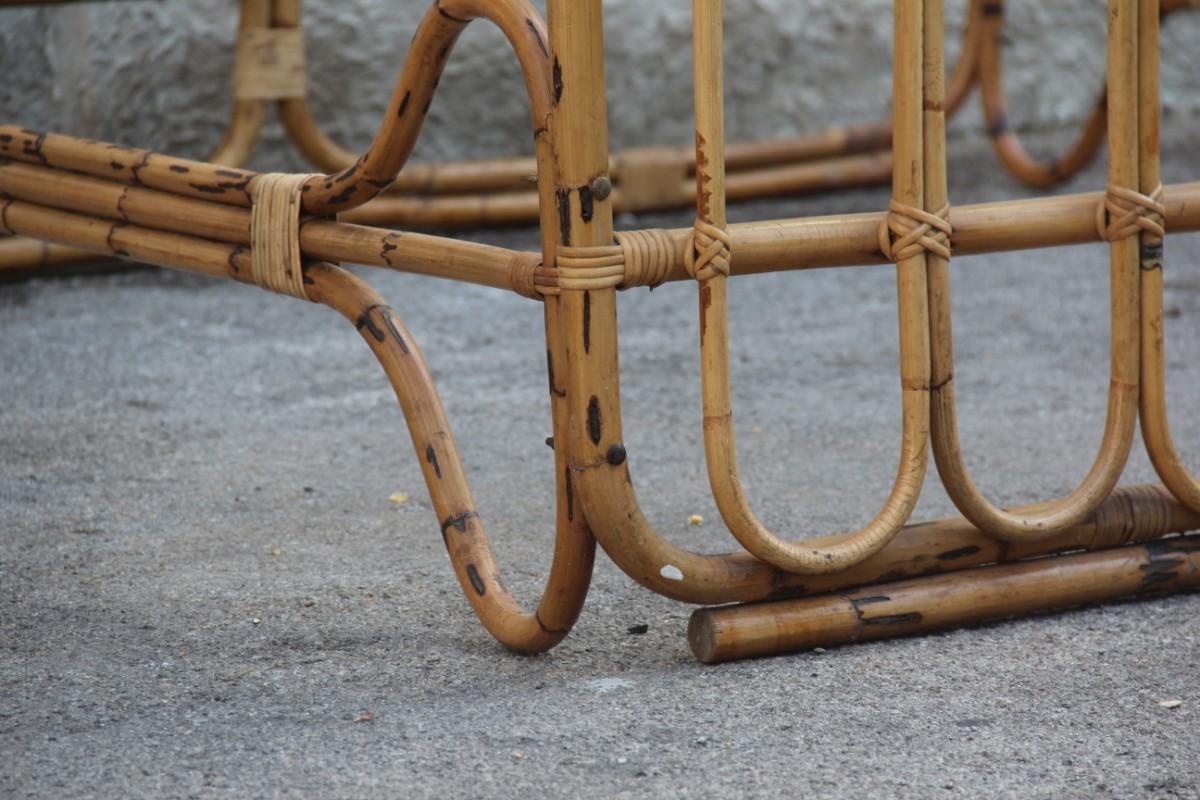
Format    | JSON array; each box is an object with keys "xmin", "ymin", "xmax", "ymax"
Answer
[{"xmin": 2, "ymin": 0, "xmax": 1199, "ymax": 662}]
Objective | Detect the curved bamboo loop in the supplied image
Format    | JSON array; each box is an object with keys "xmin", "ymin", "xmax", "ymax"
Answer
[
  {"xmin": 1136, "ymin": 0, "xmax": 1200, "ymax": 514},
  {"xmin": 301, "ymin": 264, "xmax": 594, "ymax": 654},
  {"xmin": 685, "ymin": 0, "xmax": 931, "ymax": 575},
  {"xmin": 976, "ymin": 0, "xmax": 1109, "ymax": 187},
  {"xmin": 927, "ymin": 0, "xmax": 1141, "ymax": 541}
]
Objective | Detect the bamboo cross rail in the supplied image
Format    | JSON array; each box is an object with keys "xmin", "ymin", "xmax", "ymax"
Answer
[{"xmin": 3, "ymin": 0, "xmax": 1198, "ymax": 661}]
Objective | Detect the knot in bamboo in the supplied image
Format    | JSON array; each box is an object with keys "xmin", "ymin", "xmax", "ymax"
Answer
[
  {"xmin": 250, "ymin": 172, "xmax": 314, "ymax": 300},
  {"xmin": 1095, "ymin": 183, "xmax": 1166, "ymax": 242},
  {"xmin": 878, "ymin": 200, "xmax": 952, "ymax": 261},
  {"xmin": 685, "ymin": 219, "xmax": 732, "ymax": 281}
]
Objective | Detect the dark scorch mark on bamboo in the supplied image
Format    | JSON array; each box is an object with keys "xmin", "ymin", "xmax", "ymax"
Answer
[
  {"xmin": 556, "ymin": 188, "xmax": 571, "ymax": 246},
  {"xmin": 425, "ymin": 444, "xmax": 442, "ymax": 479},
  {"xmin": 546, "ymin": 348, "xmax": 565, "ymax": 398},
  {"xmin": 526, "ymin": 18, "xmax": 548, "ymax": 58},
  {"xmin": 579, "ymin": 184, "xmax": 593, "ymax": 222},
  {"xmin": 564, "ymin": 466, "xmax": 574, "ymax": 522},
  {"xmin": 465, "ymin": 564, "xmax": 486, "ymax": 595},
  {"xmin": 582, "ymin": 291, "xmax": 591, "ymax": 353},
  {"xmin": 586, "ymin": 396, "xmax": 602, "ymax": 445},
  {"xmin": 441, "ymin": 510, "xmax": 479, "ymax": 534},
  {"xmin": 937, "ymin": 545, "xmax": 982, "ymax": 561}
]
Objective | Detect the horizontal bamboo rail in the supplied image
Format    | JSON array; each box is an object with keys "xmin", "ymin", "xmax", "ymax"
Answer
[{"xmin": 3, "ymin": 155, "xmax": 1199, "ymax": 292}]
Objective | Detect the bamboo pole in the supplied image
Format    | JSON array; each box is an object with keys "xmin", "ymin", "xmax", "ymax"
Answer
[
  {"xmin": 0, "ymin": 159, "xmax": 522, "ymax": 290},
  {"xmin": 1136, "ymin": 0, "xmax": 1200, "ymax": 513},
  {"xmin": 690, "ymin": 0, "xmax": 928, "ymax": 575},
  {"xmin": 688, "ymin": 533, "xmax": 1200, "ymax": 663},
  {"xmin": 921, "ymin": 0, "xmax": 1139, "ymax": 541}
]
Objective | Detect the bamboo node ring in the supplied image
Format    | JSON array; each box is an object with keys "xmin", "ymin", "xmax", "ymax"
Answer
[
  {"xmin": 1095, "ymin": 183, "xmax": 1165, "ymax": 242},
  {"xmin": 878, "ymin": 200, "xmax": 952, "ymax": 261},
  {"xmin": 685, "ymin": 219, "xmax": 732, "ymax": 281},
  {"xmin": 250, "ymin": 172, "xmax": 314, "ymax": 300}
]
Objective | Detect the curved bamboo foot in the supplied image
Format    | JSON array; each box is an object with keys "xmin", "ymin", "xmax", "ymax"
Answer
[{"xmin": 306, "ymin": 264, "xmax": 594, "ymax": 654}]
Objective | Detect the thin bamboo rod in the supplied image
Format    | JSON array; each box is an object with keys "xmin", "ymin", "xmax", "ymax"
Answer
[
  {"xmin": 689, "ymin": 0, "xmax": 928, "ymax": 575},
  {"xmin": 209, "ymin": 0, "xmax": 271, "ymax": 168},
  {"xmin": 689, "ymin": 533, "xmax": 1200, "ymax": 663},
  {"xmin": 1137, "ymin": 0, "xmax": 1200, "ymax": 514},
  {"xmin": 0, "ymin": 159, "xmax": 521, "ymax": 291},
  {"xmin": 920, "ymin": 0, "xmax": 1140, "ymax": 541},
  {"xmin": 4, "ymin": 154, "xmax": 1199, "ymax": 293},
  {"xmin": 306, "ymin": 264, "xmax": 594, "ymax": 654}
]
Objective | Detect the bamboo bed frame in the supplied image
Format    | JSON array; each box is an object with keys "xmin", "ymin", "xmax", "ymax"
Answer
[{"xmin": 3, "ymin": 0, "xmax": 1199, "ymax": 662}]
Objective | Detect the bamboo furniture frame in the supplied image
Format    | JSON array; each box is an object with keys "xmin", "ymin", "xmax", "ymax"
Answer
[{"xmin": 3, "ymin": 0, "xmax": 1198, "ymax": 662}]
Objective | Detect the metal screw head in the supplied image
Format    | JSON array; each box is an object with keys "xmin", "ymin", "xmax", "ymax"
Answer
[
  {"xmin": 591, "ymin": 175, "xmax": 612, "ymax": 201},
  {"xmin": 606, "ymin": 443, "xmax": 627, "ymax": 466}
]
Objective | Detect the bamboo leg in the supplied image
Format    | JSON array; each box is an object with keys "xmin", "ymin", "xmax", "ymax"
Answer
[
  {"xmin": 1137, "ymin": 0, "xmax": 1200, "ymax": 512},
  {"xmin": 688, "ymin": 534, "xmax": 1200, "ymax": 664},
  {"xmin": 926, "ymin": 0, "xmax": 1142, "ymax": 541},
  {"xmin": 305, "ymin": 264, "xmax": 593, "ymax": 653}
]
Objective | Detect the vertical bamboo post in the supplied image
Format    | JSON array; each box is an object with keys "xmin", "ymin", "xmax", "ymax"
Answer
[
  {"xmin": 1137, "ymin": 0, "xmax": 1199, "ymax": 512},
  {"xmin": 924, "ymin": 0, "xmax": 1141, "ymax": 540},
  {"xmin": 546, "ymin": 0, "xmax": 623, "ymax": 503},
  {"xmin": 1107, "ymin": 0, "xmax": 1143, "ymax": 456}
]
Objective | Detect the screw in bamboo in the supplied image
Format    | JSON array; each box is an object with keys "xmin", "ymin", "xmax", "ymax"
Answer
[
  {"xmin": 1136, "ymin": 0, "xmax": 1200, "ymax": 514},
  {"xmin": 925, "ymin": 0, "xmax": 1143, "ymax": 541},
  {"xmin": 688, "ymin": 533, "xmax": 1200, "ymax": 664}
]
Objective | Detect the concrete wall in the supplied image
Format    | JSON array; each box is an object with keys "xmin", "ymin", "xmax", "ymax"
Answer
[{"xmin": 1, "ymin": 1, "xmax": 1197, "ymax": 173}]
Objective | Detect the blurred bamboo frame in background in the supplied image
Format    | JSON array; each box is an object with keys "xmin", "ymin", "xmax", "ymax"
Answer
[{"xmin": 2, "ymin": 0, "xmax": 1198, "ymax": 662}]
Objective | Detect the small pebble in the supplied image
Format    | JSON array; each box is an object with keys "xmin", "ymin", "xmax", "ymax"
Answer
[
  {"xmin": 1158, "ymin": 699, "xmax": 1183, "ymax": 709},
  {"xmin": 687, "ymin": 515, "xmax": 704, "ymax": 526}
]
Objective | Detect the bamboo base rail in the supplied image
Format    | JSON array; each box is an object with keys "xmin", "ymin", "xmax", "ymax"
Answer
[{"xmin": 4, "ymin": 0, "xmax": 1198, "ymax": 662}]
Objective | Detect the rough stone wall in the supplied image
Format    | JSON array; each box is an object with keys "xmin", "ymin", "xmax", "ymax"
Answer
[{"xmin": 1, "ymin": 1, "xmax": 1197, "ymax": 173}]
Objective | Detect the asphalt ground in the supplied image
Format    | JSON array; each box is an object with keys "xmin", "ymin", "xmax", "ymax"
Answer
[{"xmin": 2, "ymin": 132, "xmax": 1199, "ymax": 798}]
